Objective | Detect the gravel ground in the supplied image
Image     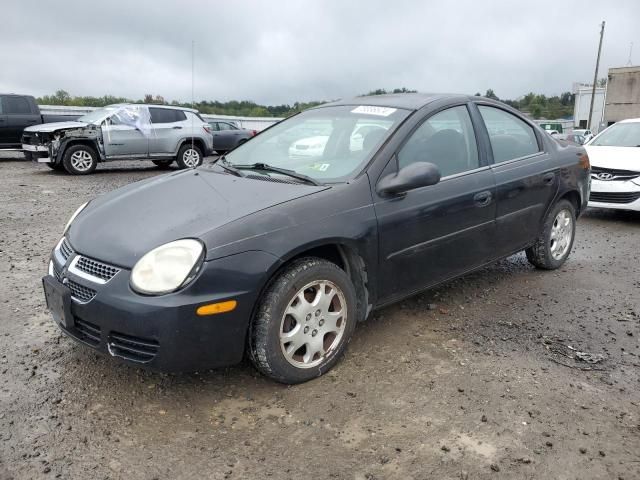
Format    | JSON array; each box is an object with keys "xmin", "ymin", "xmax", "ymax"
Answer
[{"xmin": 0, "ymin": 152, "xmax": 639, "ymax": 480}]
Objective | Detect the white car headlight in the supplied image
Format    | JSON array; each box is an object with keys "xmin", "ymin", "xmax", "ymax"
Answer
[
  {"xmin": 130, "ymin": 239, "xmax": 204, "ymax": 295},
  {"xmin": 63, "ymin": 202, "xmax": 88, "ymax": 234}
]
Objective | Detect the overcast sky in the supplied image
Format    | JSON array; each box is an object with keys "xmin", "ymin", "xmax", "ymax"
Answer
[{"xmin": 1, "ymin": 1, "xmax": 639, "ymax": 105}]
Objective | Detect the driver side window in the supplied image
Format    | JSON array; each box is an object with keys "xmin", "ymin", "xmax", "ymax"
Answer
[{"xmin": 398, "ymin": 105, "xmax": 479, "ymax": 178}]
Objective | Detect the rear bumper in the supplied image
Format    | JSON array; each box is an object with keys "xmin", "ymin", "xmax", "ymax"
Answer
[{"xmin": 46, "ymin": 240, "xmax": 279, "ymax": 372}]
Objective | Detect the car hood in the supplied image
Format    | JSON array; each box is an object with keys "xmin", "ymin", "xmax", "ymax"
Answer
[
  {"xmin": 67, "ymin": 168, "xmax": 329, "ymax": 268},
  {"xmin": 25, "ymin": 121, "xmax": 89, "ymax": 133},
  {"xmin": 586, "ymin": 145, "xmax": 640, "ymax": 171}
]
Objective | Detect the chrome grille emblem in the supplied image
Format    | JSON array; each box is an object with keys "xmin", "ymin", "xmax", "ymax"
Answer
[{"xmin": 596, "ymin": 172, "xmax": 614, "ymax": 180}]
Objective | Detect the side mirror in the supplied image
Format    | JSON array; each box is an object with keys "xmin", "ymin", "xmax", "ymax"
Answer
[{"xmin": 378, "ymin": 162, "xmax": 441, "ymax": 196}]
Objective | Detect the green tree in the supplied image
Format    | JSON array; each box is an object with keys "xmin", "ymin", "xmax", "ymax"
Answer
[{"xmin": 484, "ymin": 89, "xmax": 499, "ymax": 100}]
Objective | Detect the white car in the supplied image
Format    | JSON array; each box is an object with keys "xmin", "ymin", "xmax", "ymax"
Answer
[
  {"xmin": 585, "ymin": 118, "xmax": 640, "ymax": 211},
  {"xmin": 573, "ymin": 129, "xmax": 594, "ymax": 142},
  {"xmin": 288, "ymin": 124, "xmax": 389, "ymax": 159}
]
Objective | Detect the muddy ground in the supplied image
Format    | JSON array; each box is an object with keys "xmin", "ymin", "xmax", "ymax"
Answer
[{"xmin": 0, "ymin": 152, "xmax": 638, "ymax": 480}]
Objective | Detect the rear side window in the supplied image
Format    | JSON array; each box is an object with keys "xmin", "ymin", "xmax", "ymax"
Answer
[
  {"xmin": 149, "ymin": 108, "xmax": 186, "ymax": 123},
  {"xmin": 2, "ymin": 96, "xmax": 32, "ymax": 114},
  {"xmin": 398, "ymin": 105, "xmax": 479, "ymax": 177},
  {"xmin": 478, "ymin": 106, "xmax": 540, "ymax": 163}
]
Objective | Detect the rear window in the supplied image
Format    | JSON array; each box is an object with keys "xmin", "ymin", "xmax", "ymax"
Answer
[{"xmin": 149, "ymin": 108, "xmax": 186, "ymax": 123}]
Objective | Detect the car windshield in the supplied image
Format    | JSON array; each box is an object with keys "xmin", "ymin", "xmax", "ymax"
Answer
[
  {"xmin": 220, "ymin": 105, "xmax": 410, "ymax": 182},
  {"xmin": 590, "ymin": 122, "xmax": 640, "ymax": 147},
  {"xmin": 77, "ymin": 106, "xmax": 123, "ymax": 124}
]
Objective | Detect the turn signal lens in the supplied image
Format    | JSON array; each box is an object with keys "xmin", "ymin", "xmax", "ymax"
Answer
[{"xmin": 196, "ymin": 300, "xmax": 237, "ymax": 316}]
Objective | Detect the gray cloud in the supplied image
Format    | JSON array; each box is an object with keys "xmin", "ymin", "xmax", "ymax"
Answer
[{"xmin": 1, "ymin": 0, "xmax": 639, "ymax": 104}]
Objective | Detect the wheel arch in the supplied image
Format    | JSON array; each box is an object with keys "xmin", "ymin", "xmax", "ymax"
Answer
[
  {"xmin": 56, "ymin": 139, "xmax": 101, "ymax": 163},
  {"xmin": 176, "ymin": 137, "xmax": 207, "ymax": 155},
  {"xmin": 557, "ymin": 189, "xmax": 582, "ymax": 217}
]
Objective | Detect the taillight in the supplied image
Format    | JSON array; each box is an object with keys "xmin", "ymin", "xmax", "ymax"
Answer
[
  {"xmin": 251, "ymin": 130, "xmax": 258, "ymax": 136},
  {"xmin": 203, "ymin": 126, "xmax": 212, "ymax": 134},
  {"xmin": 578, "ymin": 152, "xmax": 590, "ymax": 170}
]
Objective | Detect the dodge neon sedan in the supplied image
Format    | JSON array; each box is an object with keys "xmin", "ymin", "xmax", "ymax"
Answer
[{"xmin": 43, "ymin": 94, "xmax": 590, "ymax": 384}]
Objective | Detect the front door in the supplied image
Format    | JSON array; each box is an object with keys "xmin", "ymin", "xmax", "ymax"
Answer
[
  {"xmin": 101, "ymin": 106, "xmax": 149, "ymax": 157},
  {"xmin": 374, "ymin": 105, "xmax": 497, "ymax": 303}
]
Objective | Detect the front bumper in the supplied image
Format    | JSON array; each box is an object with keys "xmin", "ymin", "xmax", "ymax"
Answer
[
  {"xmin": 45, "ymin": 238, "xmax": 278, "ymax": 372},
  {"xmin": 588, "ymin": 178, "xmax": 640, "ymax": 211}
]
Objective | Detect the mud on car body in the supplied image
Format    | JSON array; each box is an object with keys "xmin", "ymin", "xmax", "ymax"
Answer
[
  {"xmin": 42, "ymin": 94, "xmax": 590, "ymax": 384},
  {"xmin": 22, "ymin": 104, "xmax": 214, "ymax": 174}
]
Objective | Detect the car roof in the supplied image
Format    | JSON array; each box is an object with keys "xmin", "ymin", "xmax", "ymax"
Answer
[
  {"xmin": 106, "ymin": 103, "xmax": 198, "ymax": 113},
  {"xmin": 618, "ymin": 117, "xmax": 640, "ymax": 123},
  {"xmin": 319, "ymin": 93, "xmax": 477, "ymax": 111}
]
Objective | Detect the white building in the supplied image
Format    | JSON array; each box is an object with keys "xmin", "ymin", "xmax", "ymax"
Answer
[{"xmin": 572, "ymin": 83, "xmax": 606, "ymax": 133}]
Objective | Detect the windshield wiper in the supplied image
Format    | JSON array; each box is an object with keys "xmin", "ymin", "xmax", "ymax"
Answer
[
  {"xmin": 214, "ymin": 156, "xmax": 245, "ymax": 177},
  {"xmin": 232, "ymin": 163, "xmax": 321, "ymax": 186}
]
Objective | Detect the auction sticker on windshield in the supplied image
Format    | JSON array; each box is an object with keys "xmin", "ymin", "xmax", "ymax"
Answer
[{"xmin": 351, "ymin": 106, "xmax": 397, "ymax": 116}]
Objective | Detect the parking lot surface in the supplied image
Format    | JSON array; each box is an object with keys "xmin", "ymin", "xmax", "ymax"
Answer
[{"xmin": 1, "ymin": 152, "xmax": 639, "ymax": 479}]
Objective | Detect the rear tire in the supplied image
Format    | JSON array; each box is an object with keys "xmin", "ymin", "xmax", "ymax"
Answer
[
  {"xmin": 176, "ymin": 143, "xmax": 203, "ymax": 169},
  {"xmin": 249, "ymin": 257, "xmax": 357, "ymax": 384},
  {"xmin": 526, "ymin": 199, "xmax": 576, "ymax": 270},
  {"xmin": 62, "ymin": 145, "xmax": 98, "ymax": 175},
  {"xmin": 152, "ymin": 160, "xmax": 173, "ymax": 169}
]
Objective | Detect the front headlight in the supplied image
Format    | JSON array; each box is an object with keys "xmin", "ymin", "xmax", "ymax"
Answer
[
  {"xmin": 63, "ymin": 202, "xmax": 88, "ymax": 234},
  {"xmin": 130, "ymin": 239, "xmax": 204, "ymax": 295}
]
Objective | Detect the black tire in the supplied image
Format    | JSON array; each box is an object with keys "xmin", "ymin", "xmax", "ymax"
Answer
[
  {"xmin": 62, "ymin": 144, "xmax": 98, "ymax": 175},
  {"xmin": 175, "ymin": 143, "xmax": 203, "ymax": 169},
  {"xmin": 526, "ymin": 199, "xmax": 576, "ymax": 270},
  {"xmin": 152, "ymin": 160, "xmax": 173, "ymax": 169},
  {"xmin": 23, "ymin": 151, "xmax": 33, "ymax": 161},
  {"xmin": 46, "ymin": 162, "xmax": 64, "ymax": 171},
  {"xmin": 249, "ymin": 257, "xmax": 357, "ymax": 384}
]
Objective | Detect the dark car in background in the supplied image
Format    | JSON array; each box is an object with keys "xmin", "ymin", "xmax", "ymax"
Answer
[
  {"xmin": 43, "ymin": 94, "xmax": 590, "ymax": 384},
  {"xmin": 0, "ymin": 94, "xmax": 80, "ymax": 149},
  {"xmin": 208, "ymin": 120, "xmax": 257, "ymax": 154}
]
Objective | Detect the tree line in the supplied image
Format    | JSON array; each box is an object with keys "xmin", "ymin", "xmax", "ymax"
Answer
[{"xmin": 38, "ymin": 86, "xmax": 585, "ymax": 119}]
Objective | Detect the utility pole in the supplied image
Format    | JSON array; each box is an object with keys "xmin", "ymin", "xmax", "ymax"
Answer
[{"xmin": 588, "ymin": 21, "xmax": 605, "ymax": 131}]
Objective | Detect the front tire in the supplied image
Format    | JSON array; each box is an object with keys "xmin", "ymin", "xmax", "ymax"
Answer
[
  {"xmin": 249, "ymin": 258, "xmax": 357, "ymax": 384},
  {"xmin": 526, "ymin": 199, "xmax": 576, "ymax": 269},
  {"xmin": 62, "ymin": 145, "xmax": 98, "ymax": 175},
  {"xmin": 176, "ymin": 143, "xmax": 203, "ymax": 169}
]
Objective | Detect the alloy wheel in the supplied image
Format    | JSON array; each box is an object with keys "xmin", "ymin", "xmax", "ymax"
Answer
[
  {"xmin": 549, "ymin": 209, "xmax": 573, "ymax": 260},
  {"xmin": 182, "ymin": 148, "xmax": 200, "ymax": 168},
  {"xmin": 279, "ymin": 280, "xmax": 347, "ymax": 368},
  {"xmin": 70, "ymin": 150, "xmax": 94, "ymax": 172}
]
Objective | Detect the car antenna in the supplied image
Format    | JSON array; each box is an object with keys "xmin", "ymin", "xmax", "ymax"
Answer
[{"xmin": 191, "ymin": 39, "xmax": 195, "ymax": 160}]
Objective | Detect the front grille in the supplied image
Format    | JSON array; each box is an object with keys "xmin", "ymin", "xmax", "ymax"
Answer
[
  {"xmin": 108, "ymin": 331, "xmax": 159, "ymax": 363},
  {"xmin": 66, "ymin": 279, "xmax": 96, "ymax": 303},
  {"xmin": 589, "ymin": 191, "xmax": 640, "ymax": 204},
  {"xmin": 74, "ymin": 319, "xmax": 101, "ymax": 346},
  {"xmin": 53, "ymin": 264, "xmax": 62, "ymax": 282},
  {"xmin": 75, "ymin": 256, "xmax": 120, "ymax": 281},
  {"xmin": 591, "ymin": 166, "xmax": 640, "ymax": 181},
  {"xmin": 59, "ymin": 238, "xmax": 74, "ymax": 261}
]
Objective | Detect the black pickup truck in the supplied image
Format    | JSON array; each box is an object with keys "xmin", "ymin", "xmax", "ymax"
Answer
[{"xmin": 0, "ymin": 94, "xmax": 80, "ymax": 149}]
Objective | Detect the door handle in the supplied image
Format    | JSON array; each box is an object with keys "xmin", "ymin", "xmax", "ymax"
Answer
[
  {"xmin": 172, "ymin": 126, "xmax": 183, "ymax": 129},
  {"xmin": 542, "ymin": 172, "xmax": 555, "ymax": 185},
  {"xmin": 473, "ymin": 191, "xmax": 492, "ymax": 207}
]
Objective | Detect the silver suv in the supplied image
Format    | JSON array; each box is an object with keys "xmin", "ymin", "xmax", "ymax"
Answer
[{"xmin": 22, "ymin": 104, "xmax": 214, "ymax": 174}]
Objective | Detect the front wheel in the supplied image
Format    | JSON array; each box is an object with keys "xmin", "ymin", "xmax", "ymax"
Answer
[
  {"xmin": 176, "ymin": 144, "xmax": 203, "ymax": 169},
  {"xmin": 62, "ymin": 145, "xmax": 98, "ymax": 175},
  {"xmin": 526, "ymin": 199, "xmax": 576, "ymax": 269},
  {"xmin": 249, "ymin": 258, "xmax": 357, "ymax": 384}
]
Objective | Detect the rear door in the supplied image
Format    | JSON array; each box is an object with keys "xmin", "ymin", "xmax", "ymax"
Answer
[
  {"xmin": 0, "ymin": 95, "xmax": 40, "ymax": 146},
  {"xmin": 148, "ymin": 108, "xmax": 187, "ymax": 154},
  {"xmin": 374, "ymin": 104, "xmax": 497, "ymax": 302},
  {"xmin": 474, "ymin": 103, "xmax": 558, "ymax": 255}
]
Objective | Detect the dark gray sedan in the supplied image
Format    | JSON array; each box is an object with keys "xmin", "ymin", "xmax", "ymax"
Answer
[{"xmin": 208, "ymin": 120, "xmax": 257, "ymax": 154}]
